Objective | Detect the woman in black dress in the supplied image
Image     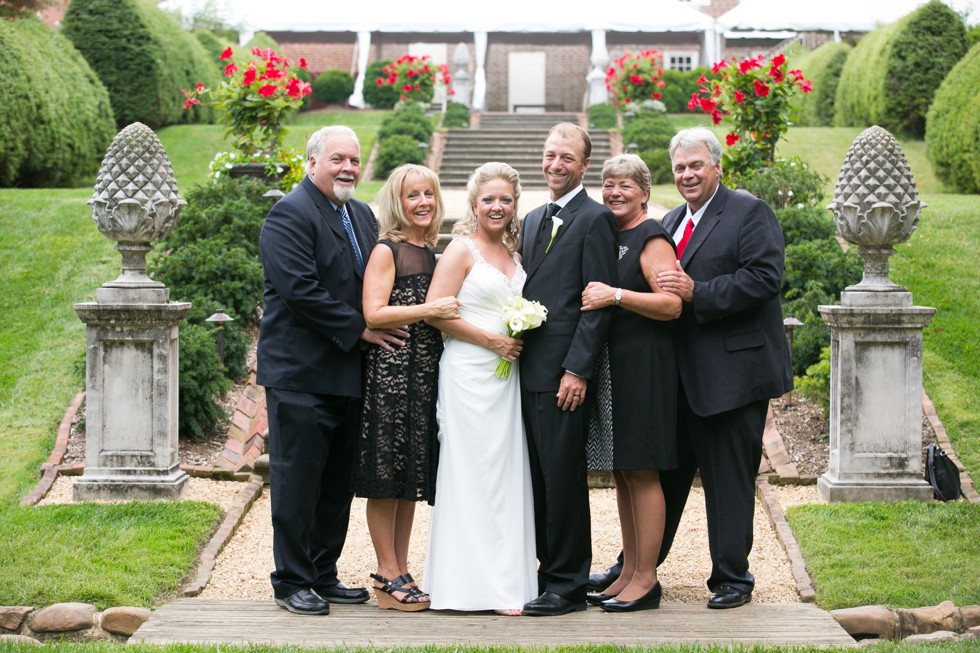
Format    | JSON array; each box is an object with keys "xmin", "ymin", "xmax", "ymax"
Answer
[
  {"xmin": 581, "ymin": 154, "xmax": 682, "ymax": 612},
  {"xmin": 355, "ymin": 164, "xmax": 460, "ymax": 611}
]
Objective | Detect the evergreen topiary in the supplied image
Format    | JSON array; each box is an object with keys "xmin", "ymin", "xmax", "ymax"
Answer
[
  {"xmin": 587, "ymin": 103, "xmax": 617, "ymax": 129},
  {"xmin": 363, "ymin": 59, "xmax": 400, "ymax": 110},
  {"xmin": 795, "ymin": 41, "xmax": 851, "ymax": 127},
  {"xmin": 177, "ymin": 321, "xmax": 232, "ymax": 438},
  {"xmin": 63, "ymin": 0, "xmax": 220, "ymax": 129},
  {"xmin": 925, "ymin": 41, "xmax": 980, "ymax": 193},
  {"xmin": 313, "ymin": 69, "xmax": 355, "ymax": 105},
  {"xmin": 0, "ymin": 16, "xmax": 116, "ymax": 187},
  {"xmin": 659, "ymin": 67, "xmax": 710, "ymax": 113},
  {"xmin": 622, "ymin": 110, "xmax": 674, "ymax": 184},
  {"xmin": 443, "ymin": 101, "xmax": 471, "ymax": 128},
  {"xmin": 374, "ymin": 135, "xmax": 424, "ymax": 179},
  {"xmin": 835, "ymin": 0, "xmax": 966, "ymax": 136}
]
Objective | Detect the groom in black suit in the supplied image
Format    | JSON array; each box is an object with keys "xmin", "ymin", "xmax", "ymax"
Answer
[
  {"xmin": 257, "ymin": 125, "xmax": 407, "ymax": 615},
  {"xmin": 518, "ymin": 123, "xmax": 618, "ymax": 616},
  {"xmin": 655, "ymin": 127, "xmax": 793, "ymax": 609}
]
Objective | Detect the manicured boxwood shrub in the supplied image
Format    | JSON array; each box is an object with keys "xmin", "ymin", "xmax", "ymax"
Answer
[
  {"xmin": 177, "ymin": 321, "xmax": 232, "ymax": 438},
  {"xmin": 834, "ymin": 0, "xmax": 967, "ymax": 136},
  {"xmin": 443, "ymin": 101, "xmax": 471, "ymax": 129},
  {"xmin": 621, "ymin": 110, "xmax": 674, "ymax": 184},
  {"xmin": 313, "ymin": 69, "xmax": 355, "ymax": 105},
  {"xmin": 63, "ymin": 0, "xmax": 220, "ymax": 129},
  {"xmin": 377, "ymin": 109, "xmax": 434, "ymax": 144},
  {"xmin": 660, "ymin": 67, "xmax": 709, "ymax": 113},
  {"xmin": 363, "ymin": 59, "xmax": 400, "ymax": 110},
  {"xmin": 147, "ymin": 176, "xmax": 270, "ymax": 437},
  {"xmin": 795, "ymin": 41, "xmax": 851, "ymax": 127},
  {"xmin": 925, "ymin": 41, "xmax": 980, "ymax": 194},
  {"xmin": 776, "ymin": 205, "xmax": 836, "ymax": 248},
  {"xmin": 0, "ymin": 16, "xmax": 116, "ymax": 187},
  {"xmin": 374, "ymin": 135, "xmax": 425, "ymax": 179},
  {"xmin": 729, "ymin": 157, "xmax": 826, "ymax": 210},
  {"xmin": 587, "ymin": 103, "xmax": 618, "ymax": 129}
]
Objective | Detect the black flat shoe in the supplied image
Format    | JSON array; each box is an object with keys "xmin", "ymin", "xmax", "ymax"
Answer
[
  {"xmin": 600, "ymin": 582, "xmax": 662, "ymax": 612},
  {"xmin": 274, "ymin": 588, "xmax": 330, "ymax": 615},
  {"xmin": 522, "ymin": 592, "xmax": 587, "ymax": 617},
  {"xmin": 587, "ymin": 560, "xmax": 624, "ymax": 592},
  {"xmin": 316, "ymin": 581, "xmax": 370, "ymax": 604},
  {"xmin": 586, "ymin": 592, "xmax": 616, "ymax": 605},
  {"xmin": 707, "ymin": 585, "xmax": 751, "ymax": 609}
]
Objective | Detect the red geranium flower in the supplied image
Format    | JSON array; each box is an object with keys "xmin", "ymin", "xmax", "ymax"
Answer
[
  {"xmin": 734, "ymin": 90, "xmax": 745, "ymax": 104},
  {"xmin": 220, "ymin": 47, "xmax": 233, "ymax": 61},
  {"xmin": 726, "ymin": 132, "xmax": 739, "ymax": 146},
  {"xmin": 753, "ymin": 79, "xmax": 770, "ymax": 97},
  {"xmin": 242, "ymin": 67, "xmax": 256, "ymax": 86},
  {"xmin": 258, "ymin": 85, "xmax": 277, "ymax": 98},
  {"xmin": 224, "ymin": 63, "xmax": 238, "ymax": 77},
  {"xmin": 800, "ymin": 80, "xmax": 813, "ymax": 93}
]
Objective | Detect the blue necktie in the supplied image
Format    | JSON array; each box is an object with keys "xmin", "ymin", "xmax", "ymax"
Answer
[{"xmin": 339, "ymin": 203, "xmax": 364, "ymax": 271}]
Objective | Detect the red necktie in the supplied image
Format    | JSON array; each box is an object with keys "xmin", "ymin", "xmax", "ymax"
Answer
[{"xmin": 676, "ymin": 218, "xmax": 695, "ymax": 259}]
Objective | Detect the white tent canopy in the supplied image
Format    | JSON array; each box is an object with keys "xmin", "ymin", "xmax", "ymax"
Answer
[
  {"xmin": 716, "ymin": 0, "xmax": 979, "ymax": 32},
  {"xmin": 162, "ymin": 0, "xmax": 714, "ymax": 33}
]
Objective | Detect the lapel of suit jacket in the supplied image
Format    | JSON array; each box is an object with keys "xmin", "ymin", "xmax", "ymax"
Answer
[
  {"xmin": 525, "ymin": 189, "xmax": 585, "ymax": 282},
  {"xmin": 680, "ymin": 184, "xmax": 728, "ymax": 267},
  {"xmin": 301, "ymin": 177, "xmax": 366, "ymax": 280}
]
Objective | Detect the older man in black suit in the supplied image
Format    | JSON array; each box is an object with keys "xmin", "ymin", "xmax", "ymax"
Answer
[
  {"xmin": 257, "ymin": 125, "xmax": 407, "ymax": 615},
  {"xmin": 518, "ymin": 122, "xmax": 619, "ymax": 616},
  {"xmin": 654, "ymin": 126, "xmax": 793, "ymax": 609}
]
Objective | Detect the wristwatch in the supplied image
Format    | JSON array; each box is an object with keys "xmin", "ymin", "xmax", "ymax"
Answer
[{"xmin": 613, "ymin": 288, "xmax": 622, "ymax": 305}]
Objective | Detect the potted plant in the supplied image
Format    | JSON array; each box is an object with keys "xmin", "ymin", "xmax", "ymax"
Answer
[{"xmin": 182, "ymin": 46, "xmax": 311, "ymax": 185}]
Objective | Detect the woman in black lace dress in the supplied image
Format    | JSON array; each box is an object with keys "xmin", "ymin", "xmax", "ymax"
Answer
[{"xmin": 355, "ymin": 164, "xmax": 460, "ymax": 611}]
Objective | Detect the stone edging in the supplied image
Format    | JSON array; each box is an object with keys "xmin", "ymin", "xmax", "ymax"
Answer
[
  {"xmin": 0, "ymin": 604, "xmax": 150, "ymax": 643},
  {"xmin": 755, "ymin": 478, "xmax": 816, "ymax": 603},
  {"xmin": 762, "ymin": 392, "xmax": 978, "ymax": 504},
  {"xmin": 183, "ymin": 475, "xmax": 265, "ymax": 597}
]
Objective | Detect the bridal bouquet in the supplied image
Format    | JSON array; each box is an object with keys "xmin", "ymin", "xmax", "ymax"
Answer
[{"xmin": 495, "ymin": 297, "xmax": 548, "ymax": 379}]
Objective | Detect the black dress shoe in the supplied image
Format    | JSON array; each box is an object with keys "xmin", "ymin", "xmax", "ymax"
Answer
[
  {"xmin": 316, "ymin": 581, "xmax": 370, "ymax": 604},
  {"xmin": 523, "ymin": 592, "xmax": 587, "ymax": 617},
  {"xmin": 600, "ymin": 582, "xmax": 662, "ymax": 612},
  {"xmin": 586, "ymin": 592, "xmax": 616, "ymax": 605},
  {"xmin": 707, "ymin": 585, "xmax": 751, "ymax": 609},
  {"xmin": 274, "ymin": 588, "xmax": 330, "ymax": 615},
  {"xmin": 587, "ymin": 560, "xmax": 624, "ymax": 592}
]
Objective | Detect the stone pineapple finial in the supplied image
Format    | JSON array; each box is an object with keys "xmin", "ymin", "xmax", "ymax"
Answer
[
  {"xmin": 828, "ymin": 125, "xmax": 925, "ymax": 294},
  {"xmin": 89, "ymin": 122, "xmax": 185, "ymax": 295}
]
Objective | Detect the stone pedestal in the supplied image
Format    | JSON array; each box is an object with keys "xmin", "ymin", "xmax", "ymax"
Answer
[
  {"xmin": 817, "ymin": 291, "xmax": 935, "ymax": 502},
  {"xmin": 73, "ymin": 301, "xmax": 190, "ymax": 501},
  {"xmin": 74, "ymin": 122, "xmax": 190, "ymax": 501}
]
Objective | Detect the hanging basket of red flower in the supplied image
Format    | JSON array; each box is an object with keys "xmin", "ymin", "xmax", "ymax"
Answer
[
  {"xmin": 375, "ymin": 54, "xmax": 453, "ymax": 105},
  {"xmin": 688, "ymin": 52, "xmax": 812, "ymax": 178},
  {"xmin": 605, "ymin": 50, "xmax": 666, "ymax": 109},
  {"xmin": 181, "ymin": 46, "xmax": 312, "ymax": 158}
]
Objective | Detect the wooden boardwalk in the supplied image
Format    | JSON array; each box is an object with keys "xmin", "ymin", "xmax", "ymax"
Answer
[{"xmin": 131, "ymin": 599, "xmax": 855, "ymax": 648}]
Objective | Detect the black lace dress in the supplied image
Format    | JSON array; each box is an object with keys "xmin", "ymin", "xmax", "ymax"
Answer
[{"xmin": 353, "ymin": 240, "xmax": 442, "ymax": 504}]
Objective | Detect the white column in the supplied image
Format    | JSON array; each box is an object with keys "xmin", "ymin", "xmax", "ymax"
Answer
[
  {"xmin": 348, "ymin": 31, "xmax": 372, "ymax": 109},
  {"xmin": 587, "ymin": 29, "xmax": 609, "ymax": 107},
  {"xmin": 704, "ymin": 24, "xmax": 719, "ymax": 66},
  {"xmin": 472, "ymin": 31, "xmax": 488, "ymax": 112}
]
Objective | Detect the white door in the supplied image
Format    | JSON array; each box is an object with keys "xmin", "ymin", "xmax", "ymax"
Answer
[
  {"xmin": 508, "ymin": 52, "xmax": 546, "ymax": 112},
  {"xmin": 409, "ymin": 43, "xmax": 449, "ymax": 106}
]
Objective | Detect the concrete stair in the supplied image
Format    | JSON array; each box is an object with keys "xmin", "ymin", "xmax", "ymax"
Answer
[{"xmin": 437, "ymin": 112, "xmax": 612, "ymax": 189}]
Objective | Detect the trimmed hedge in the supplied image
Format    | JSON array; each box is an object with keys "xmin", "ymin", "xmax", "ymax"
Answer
[
  {"xmin": 63, "ymin": 0, "xmax": 220, "ymax": 129},
  {"xmin": 363, "ymin": 59, "xmax": 400, "ymax": 110},
  {"xmin": 622, "ymin": 111, "xmax": 674, "ymax": 184},
  {"xmin": 193, "ymin": 28, "xmax": 232, "ymax": 62},
  {"xmin": 834, "ymin": 0, "xmax": 966, "ymax": 136},
  {"xmin": 795, "ymin": 41, "xmax": 851, "ymax": 127},
  {"xmin": 660, "ymin": 67, "xmax": 710, "ymax": 113},
  {"xmin": 925, "ymin": 41, "xmax": 980, "ymax": 193},
  {"xmin": 313, "ymin": 69, "xmax": 355, "ymax": 105},
  {"xmin": 0, "ymin": 16, "xmax": 115, "ymax": 187},
  {"xmin": 443, "ymin": 101, "xmax": 471, "ymax": 129}
]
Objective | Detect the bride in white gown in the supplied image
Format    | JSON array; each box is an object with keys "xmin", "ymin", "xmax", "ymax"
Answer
[{"xmin": 422, "ymin": 162, "xmax": 536, "ymax": 614}]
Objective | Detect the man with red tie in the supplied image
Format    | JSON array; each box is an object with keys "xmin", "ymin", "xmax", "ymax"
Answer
[{"xmin": 654, "ymin": 127, "xmax": 792, "ymax": 609}]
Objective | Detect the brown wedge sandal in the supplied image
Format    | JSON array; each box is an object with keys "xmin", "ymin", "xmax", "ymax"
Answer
[{"xmin": 370, "ymin": 573, "xmax": 430, "ymax": 612}]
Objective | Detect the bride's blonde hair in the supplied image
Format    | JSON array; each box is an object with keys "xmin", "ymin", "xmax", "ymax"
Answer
[{"xmin": 452, "ymin": 161, "xmax": 522, "ymax": 253}]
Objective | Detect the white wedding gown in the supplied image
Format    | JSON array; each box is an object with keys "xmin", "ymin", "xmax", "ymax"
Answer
[{"xmin": 422, "ymin": 237, "xmax": 536, "ymax": 612}]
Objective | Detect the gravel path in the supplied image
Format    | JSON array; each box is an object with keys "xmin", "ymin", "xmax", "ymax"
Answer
[{"xmin": 43, "ymin": 476, "xmax": 813, "ymax": 605}]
